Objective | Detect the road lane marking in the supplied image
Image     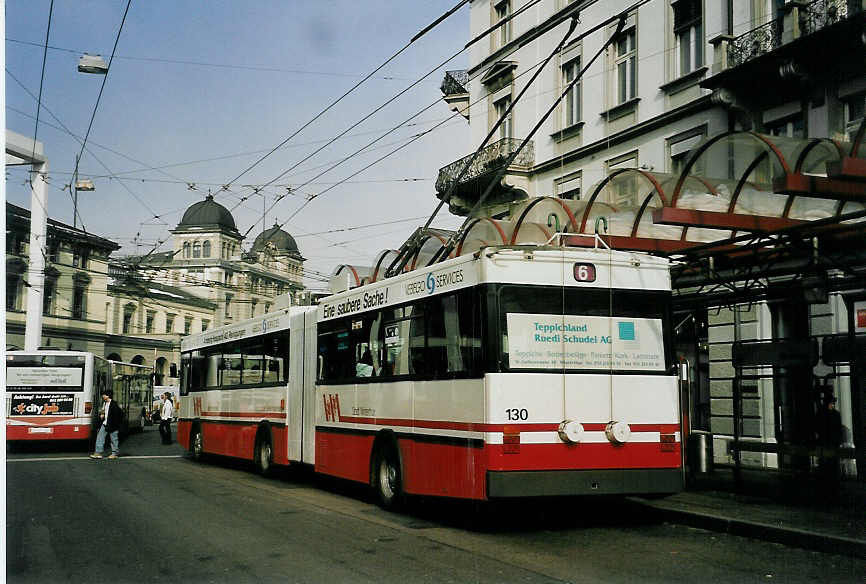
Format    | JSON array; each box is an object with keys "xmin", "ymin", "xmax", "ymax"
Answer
[{"xmin": 6, "ymin": 455, "xmax": 185, "ymax": 462}]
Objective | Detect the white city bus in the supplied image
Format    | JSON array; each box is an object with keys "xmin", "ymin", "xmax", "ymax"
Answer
[
  {"xmin": 6, "ymin": 351, "xmax": 153, "ymax": 445},
  {"xmin": 178, "ymin": 246, "xmax": 682, "ymax": 506}
]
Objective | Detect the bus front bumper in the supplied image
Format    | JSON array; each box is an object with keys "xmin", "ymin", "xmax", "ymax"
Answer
[{"xmin": 487, "ymin": 468, "xmax": 683, "ymax": 498}]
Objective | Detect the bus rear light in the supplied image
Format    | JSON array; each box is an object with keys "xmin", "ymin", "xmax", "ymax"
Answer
[
  {"xmin": 84, "ymin": 402, "xmax": 92, "ymax": 414},
  {"xmin": 605, "ymin": 421, "xmax": 631, "ymax": 445},
  {"xmin": 660, "ymin": 433, "xmax": 676, "ymax": 452},
  {"xmin": 557, "ymin": 420, "xmax": 584, "ymax": 444},
  {"xmin": 503, "ymin": 432, "xmax": 520, "ymax": 454}
]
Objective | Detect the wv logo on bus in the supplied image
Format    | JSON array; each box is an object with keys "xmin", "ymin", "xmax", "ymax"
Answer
[{"xmin": 323, "ymin": 394, "xmax": 341, "ymax": 422}]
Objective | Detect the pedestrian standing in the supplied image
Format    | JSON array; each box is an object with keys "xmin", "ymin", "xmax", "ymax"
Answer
[
  {"xmin": 90, "ymin": 389, "xmax": 122, "ymax": 459},
  {"xmin": 816, "ymin": 395, "xmax": 843, "ymax": 500},
  {"xmin": 159, "ymin": 392, "xmax": 174, "ymax": 445}
]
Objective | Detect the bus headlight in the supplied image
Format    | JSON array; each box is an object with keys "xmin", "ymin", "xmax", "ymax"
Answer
[
  {"xmin": 558, "ymin": 420, "xmax": 584, "ymax": 444},
  {"xmin": 605, "ymin": 421, "xmax": 631, "ymax": 444}
]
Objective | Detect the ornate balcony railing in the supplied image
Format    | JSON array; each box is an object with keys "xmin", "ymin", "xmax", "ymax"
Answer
[
  {"xmin": 802, "ymin": 0, "xmax": 862, "ymax": 35},
  {"xmin": 435, "ymin": 138, "xmax": 534, "ymax": 195},
  {"xmin": 727, "ymin": 18, "xmax": 784, "ymax": 68},
  {"xmin": 440, "ymin": 70, "xmax": 469, "ymax": 96}
]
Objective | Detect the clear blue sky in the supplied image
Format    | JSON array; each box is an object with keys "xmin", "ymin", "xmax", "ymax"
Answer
[{"xmin": 6, "ymin": 1, "xmax": 469, "ymax": 288}]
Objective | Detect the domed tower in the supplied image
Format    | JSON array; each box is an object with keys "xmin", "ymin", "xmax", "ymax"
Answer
[
  {"xmin": 171, "ymin": 194, "xmax": 243, "ymax": 261},
  {"xmin": 251, "ymin": 223, "xmax": 304, "ymax": 287}
]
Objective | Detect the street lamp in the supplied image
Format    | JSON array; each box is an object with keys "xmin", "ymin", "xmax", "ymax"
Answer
[{"xmin": 78, "ymin": 54, "xmax": 108, "ymax": 74}]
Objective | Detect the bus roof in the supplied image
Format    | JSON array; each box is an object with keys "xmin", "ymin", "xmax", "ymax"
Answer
[
  {"xmin": 318, "ymin": 246, "xmax": 670, "ymax": 323},
  {"xmin": 181, "ymin": 305, "xmax": 311, "ymax": 352}
]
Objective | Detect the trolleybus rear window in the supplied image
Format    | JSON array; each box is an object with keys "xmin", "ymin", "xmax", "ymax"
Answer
[{"xmin": 497, "ymin": 285, "xmax": 672, "ymax": 373}]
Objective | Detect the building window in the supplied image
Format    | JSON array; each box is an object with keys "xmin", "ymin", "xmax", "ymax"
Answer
[
  {"xmin": 554, "ymin": 171, "xmax": 582, "ymax": 200},
  {"xmin": 183, "ymin": 242, "xmax": 191, "ymax": 258},
  {"xmin": 221, "ymin": 242, "xmax": 226, "ymax": 258},
  {"xmin": 225, "ymin": 271, "xmax": 233, "ymax": 286},
  {"xmin": 615, "ymin": 28, "xmax": 636, "ymax": 104},
  {"xmin": 673, "ymin": 0, "xmax": 702, "ymax": 77},
  {"xmin": 72, "ymin": 247, "xmax": 89, "ymax": 269},
  {"xmin": 494, "ymin": 0, "xmax": 512, "ymax": 49},
  {"xmin": 201, "ymin": 319, "xmax": 210, "ymax": 332},
  {"xmin": 6, "ymin": 232, "xmax": 25, "ymax": 256},
  {"xmin": 668, "ymin": 128, "xmax": 706, "ymax": 176},
  {"xmin": 606, "ymin": 151, "xmax": 639, "ymax": 207},
  {"xmin": 265, "ymin": 302, "xmax": 272, "ymax": 314},
  {"xmin": 72, "ymin": 282, "xmax": 87, "ymax": 320},
  {"xmin": 166, "ymin": 314, "xmax": 175, "ymax": 334},
  {"xmin": 225, "ymin": 294, "xmax": 233, "ymax": 318},
  {"xmin": 42, "ymin": 277, "xmax": 57, "ymax": 316},
  {"xmin": 563, "ymin": 58, "xmax": 582, "ymax": 128},
  {"xmin": 494, "ymin": 95, "xmax": 514, "ymax": 140},
  {"xmin": 202, "ymin": 241, "xmax": 211, "ymax": 258},
  {"xmin": 122, "ymin": 305, "xmax": 136, "ymax": 334},
  {"xmin": 184, "ymin": 316, "xmax": 192, "ymax": 335},
  {"xmin": 6, "ymin": 273, "xmax": 21, "ymax": 311},
  {"xmin": 844, "ymin": 93, "xmax": 865, "ymax": 141},
  {"xmin": 47, "ymin": 240, "xmax": 60, "ymax": 263},
  {"xmin": 146, "ymin": 311, "xmax": 155, "ymax": 333},
  {"xmin": 766, "ymin": 115, "xmax": 805, "ymax": 139},
  {"xmin": 192, "ymin": 242, "xmax": 201, "ymax": 258}
]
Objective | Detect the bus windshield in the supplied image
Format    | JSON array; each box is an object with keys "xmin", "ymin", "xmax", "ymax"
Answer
[{"xmin": 496, "ymin": 285, "xmax": 672, "ymax": 373}]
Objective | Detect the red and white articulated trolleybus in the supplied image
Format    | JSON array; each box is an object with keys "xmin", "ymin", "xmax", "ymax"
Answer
[
  {"xmin": 178, "ymin": 246, "xmax": 682, "ymax": 507},
  {"xmin": 5, "ymin": 351, "xmax": 152, "ymax": 445}
]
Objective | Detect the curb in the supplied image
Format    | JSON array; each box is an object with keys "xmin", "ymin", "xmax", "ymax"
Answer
[{"xmin": 634, "ymin": 500, "xmax": 866, "ymax": 560}]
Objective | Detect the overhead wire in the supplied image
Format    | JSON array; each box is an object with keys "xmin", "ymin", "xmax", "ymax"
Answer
[{"xmin": 219, "ymin": 0, "xmax": 471, "ymax": 194}]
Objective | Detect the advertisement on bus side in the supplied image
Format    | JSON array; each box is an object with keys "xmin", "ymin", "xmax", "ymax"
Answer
[
  {"xmin": 6, "ymin": 367, "xmax": 83, "ymax": 388},
  {"xmin": 10, "ymin": 393, "xmax": 75, "ymax": 416}
]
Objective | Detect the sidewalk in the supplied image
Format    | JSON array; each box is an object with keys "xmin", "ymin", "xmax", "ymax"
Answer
[{"xmin": 633, "ymin": 467, "xmax": 866, "ymax": 559}]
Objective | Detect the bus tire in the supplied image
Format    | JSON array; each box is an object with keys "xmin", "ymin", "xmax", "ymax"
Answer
[
  {"xmin": 190, "ymin": 426, "xmax": 204, "ymax": 462},
  {"xmin": 371, "ymin": 441, "xmax": 402, "ymax": 511},
  {"xmin": 254, "ymin": 429, "xmax": 273, "ymax": 478}
]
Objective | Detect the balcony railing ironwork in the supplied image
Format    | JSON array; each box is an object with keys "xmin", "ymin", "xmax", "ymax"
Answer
[
  {"xmin": 802, "ymin": 0, "xmax": 862, "ymax": 34},
  {"xmin": 435, "ymin": 138, "xmax": 534, "ymax": 195},
  {"xmin": 727, "ymin": 18, "xmax": 783, "ymax": 68},
  {"xmin": 440, "ymin": 70, "xmax": 469, "ymax": 96}
]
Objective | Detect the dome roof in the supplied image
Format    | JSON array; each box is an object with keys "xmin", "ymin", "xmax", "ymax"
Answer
[
  {"xmin": 176, "ymin": 194, "xmax": 238, "ymax": 233},
  {"xmin": 252, "ymin": 223, "xmax": 299, "ymax": 255}
]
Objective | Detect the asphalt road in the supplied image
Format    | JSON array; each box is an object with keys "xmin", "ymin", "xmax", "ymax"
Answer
[{"xmin": 7, "ymin": 426, "xmax": 865, "ymax": 584}]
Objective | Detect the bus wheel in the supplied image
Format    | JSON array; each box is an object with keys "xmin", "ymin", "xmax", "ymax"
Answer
[
  {"xmin": 191, "ymin": 427, "xmax": 204, "ymax": 462},
  {"xmin": 372, "ymin": 444, "xmax": 402, "ymax": 511},
  {"xmin": 254, "ymin": 433, "xmax": 273, "ymax": 477}
]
